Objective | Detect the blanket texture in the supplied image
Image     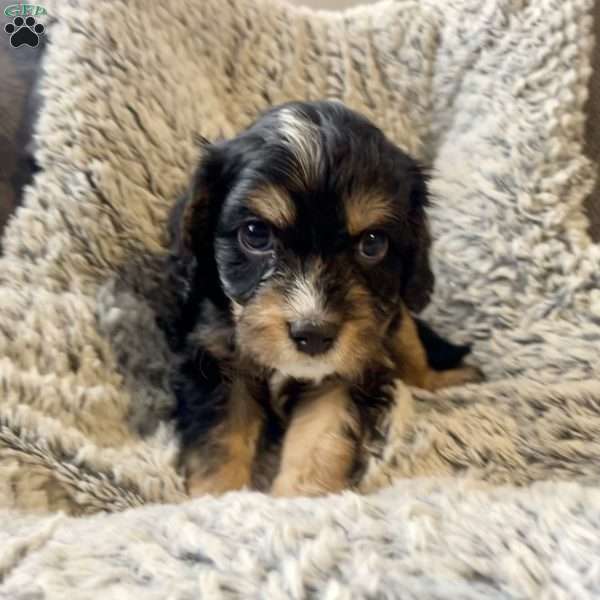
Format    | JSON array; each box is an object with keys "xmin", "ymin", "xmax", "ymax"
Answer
[{"xmin": 0, "ymin": 0, "xmax": 599, "ymax": 595}]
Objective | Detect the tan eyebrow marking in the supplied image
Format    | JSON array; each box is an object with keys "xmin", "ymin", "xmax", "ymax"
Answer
[
  {"xmin": 344, "ymin": 192, "xmax": 397, "ymax": 236},
  {"xmin": 246, "ymin": 185, "xmax": 297, "ymax": 229}
]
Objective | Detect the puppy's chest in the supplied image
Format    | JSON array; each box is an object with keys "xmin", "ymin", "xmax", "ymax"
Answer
[{"xmin": 264, "ymin": 372, "xmax": 309, "ymax": 419}]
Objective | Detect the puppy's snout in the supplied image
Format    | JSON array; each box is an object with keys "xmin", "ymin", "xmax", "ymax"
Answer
[{"xmin": 288, "ymin": 320, "xmax": 339, "ymax": 356}]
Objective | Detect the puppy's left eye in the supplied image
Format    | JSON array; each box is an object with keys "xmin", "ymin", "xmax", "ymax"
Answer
[
  {"xmin": 358, "ymin": 231, "xmax": 388, "ymax": 262},
  {"xmin": 238, "ymin": 220, "xmax": 274, "ymax": 254}
]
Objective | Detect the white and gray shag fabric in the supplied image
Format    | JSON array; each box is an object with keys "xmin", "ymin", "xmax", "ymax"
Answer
[{"xmin": 0, "ymin": 0, "xmax": 599, "ymax": 596}]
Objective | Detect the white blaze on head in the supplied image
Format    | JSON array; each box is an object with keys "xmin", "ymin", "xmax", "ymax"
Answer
[
  {"xmin": 278, "ymin": 108, "xmax": 322, "ymax": 188},
  {"xmin": 286, "ymin": 270, "xmax": 325, "ymax": 322},
  {"xmin": 280, "ymin": 269, "xmax": 338, "ymax": 382}
]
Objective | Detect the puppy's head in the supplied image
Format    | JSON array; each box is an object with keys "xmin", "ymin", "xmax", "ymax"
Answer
[{"xmin": 171, "ymin": 101, "xmax": 433, "ymax": 382}]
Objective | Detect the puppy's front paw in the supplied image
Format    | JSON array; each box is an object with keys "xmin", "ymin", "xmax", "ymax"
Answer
[
  {"xmin": 460, "ymin": 365, "xmax": 485, "ymax": 384},
  {"xmin": 186, "ymin": 460, "xmax": 253, "ymax": 497},
  {"xmin": 271, "ymin": 473, "xmax": 303, "ymax": 498},
  {"xmin": 424, "ymin": 364, "xmax": 485, "ymax": 391},
  {"xmin": 271, "ymin": 471, "xmax": 341, "ymax": 498}
]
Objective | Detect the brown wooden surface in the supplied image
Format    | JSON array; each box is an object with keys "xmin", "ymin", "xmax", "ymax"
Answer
[
  {"xmin": 584, "ymin": 2, "xmax": 600, "ymax": 238},
  {"xmin": 0, "ymin": 4, "xmax": 598, "ymax": 241},
  {"xmin": 0, "ymin": 10, "xmax": 43, "ymax": 237}
]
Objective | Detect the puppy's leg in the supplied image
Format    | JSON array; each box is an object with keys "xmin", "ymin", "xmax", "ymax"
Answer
[
  {"xmin": 392, "ymin": 305, "xmax": 483, "ymax": 392},
  {"xmin": 183, "ymin": 377, "xmax": 263, "ymax": 497},
  {"xmin": 271, "ymin": 383, "xmax": 360, "ymax": 497}
]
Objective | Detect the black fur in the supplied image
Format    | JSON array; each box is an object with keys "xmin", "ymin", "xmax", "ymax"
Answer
[
  {"xmin": 173, "ymin": 101, "xmax": 433, "ymax": 315},
  {"xmin": 166, "ymin": 100, "xmax": 466, "ymax": 453},
  {"xmin": 172, "ymin": 351, "xmax": 227, "ymax": 447},
  {"xmin": 415, "ymin": 319, "xmax": 471, "ymax": 371}
]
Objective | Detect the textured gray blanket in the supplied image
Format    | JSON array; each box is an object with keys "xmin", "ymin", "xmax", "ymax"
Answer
[{"xmin": 0, "ymin": 0, "xmax": 599, "ymax": 596}]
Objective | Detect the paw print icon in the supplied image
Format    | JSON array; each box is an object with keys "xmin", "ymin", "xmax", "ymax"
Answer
[{"xmin": 5, "ymin": 16, "xmax": 45, "ymax": 48}]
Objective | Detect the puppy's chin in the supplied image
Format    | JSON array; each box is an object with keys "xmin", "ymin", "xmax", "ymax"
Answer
[{"xmin": 272, "ymin": 356, "xmax": 338, "ymax": 384}]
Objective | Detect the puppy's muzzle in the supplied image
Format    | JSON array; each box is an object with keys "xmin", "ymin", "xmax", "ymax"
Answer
[{"xmin": 288, "ymin": 320, "xmax": 340, "ymax": 356}]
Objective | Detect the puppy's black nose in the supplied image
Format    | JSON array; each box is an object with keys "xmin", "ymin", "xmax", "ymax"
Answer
[{"xmin": 288, "ymin": 320, "xmax": 339, "ymax": 356}]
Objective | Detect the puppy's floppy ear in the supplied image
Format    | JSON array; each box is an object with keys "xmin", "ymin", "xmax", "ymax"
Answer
[
  {"xmin": 168, "ymin": 141, "xmax": 228, "ymax": 326},
  {"xmin": 169, "ymin": 138, "xmax": 222, "ymax": 261},
  {"xmin": 402, "ymin": 165, "xmax": 434, "ymax": 313}
]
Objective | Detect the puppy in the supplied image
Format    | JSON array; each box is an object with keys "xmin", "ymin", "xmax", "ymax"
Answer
[{"xmin": 168, "ymin": 100, "xmax": 481, "ymax": 498}]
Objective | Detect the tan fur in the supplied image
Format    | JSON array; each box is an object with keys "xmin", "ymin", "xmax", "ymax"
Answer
[
  {"xmin": 390, "ymin": 304, "xmax": 482, "ymax": 391},
  {"xmin": 271, "ymin": 382, "xmax": 360, "ymax": 497},
  {"xmin": 246, "ymin": 185, "xmax": 296, "ymax": 229},
  {"xmin": 184, "ymin": 303, "xmax": 480, "ymax": 498},
  {"xmin": 185, "ymin": 378, "xmax": 264, "ymax": 497},
  {"xmin": 345, "ymin": 192, "xmax": 396, "ymax": 236},
  {"xmin": 236, "ymin": 279, "xmax": 381, "ymax": 382},
  {"xmin": 236, "ymin": 287, "xmax": 289, "ymax": 368}
]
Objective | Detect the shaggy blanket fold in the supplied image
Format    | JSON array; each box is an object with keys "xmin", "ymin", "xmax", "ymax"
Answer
[{"xmin": 1, "ymin": 0, "xmax": 599, "ymax": 595}]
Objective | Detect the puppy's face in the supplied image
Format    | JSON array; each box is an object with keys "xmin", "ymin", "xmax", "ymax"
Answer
[{"xmin": 172, "ymin": 101, "xmax": 433, "ymax": 382}]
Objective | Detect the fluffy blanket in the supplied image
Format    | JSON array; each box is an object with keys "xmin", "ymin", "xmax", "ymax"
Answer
[{"xmin": 0, "ymin": 0, "xmax": 599, "ymax": 595}]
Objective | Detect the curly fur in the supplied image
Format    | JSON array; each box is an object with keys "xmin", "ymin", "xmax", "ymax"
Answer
[{"xmin": 0, "ymin": 0, "xmax": 597, "ymax": 595}]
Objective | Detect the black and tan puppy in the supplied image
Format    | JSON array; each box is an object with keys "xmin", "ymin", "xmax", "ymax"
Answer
[{"xmin": 168, "ymin": 100, "xmax": 481, "ymax": 497}]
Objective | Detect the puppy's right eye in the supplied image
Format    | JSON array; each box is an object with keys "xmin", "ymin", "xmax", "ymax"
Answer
[
  {"xmin": 238, "ymin": 220, "xmax": 273, "ymax": 254},
  {"xmin": 357, "ymin": 230, "xmax": 388, "ymax": 263}
]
